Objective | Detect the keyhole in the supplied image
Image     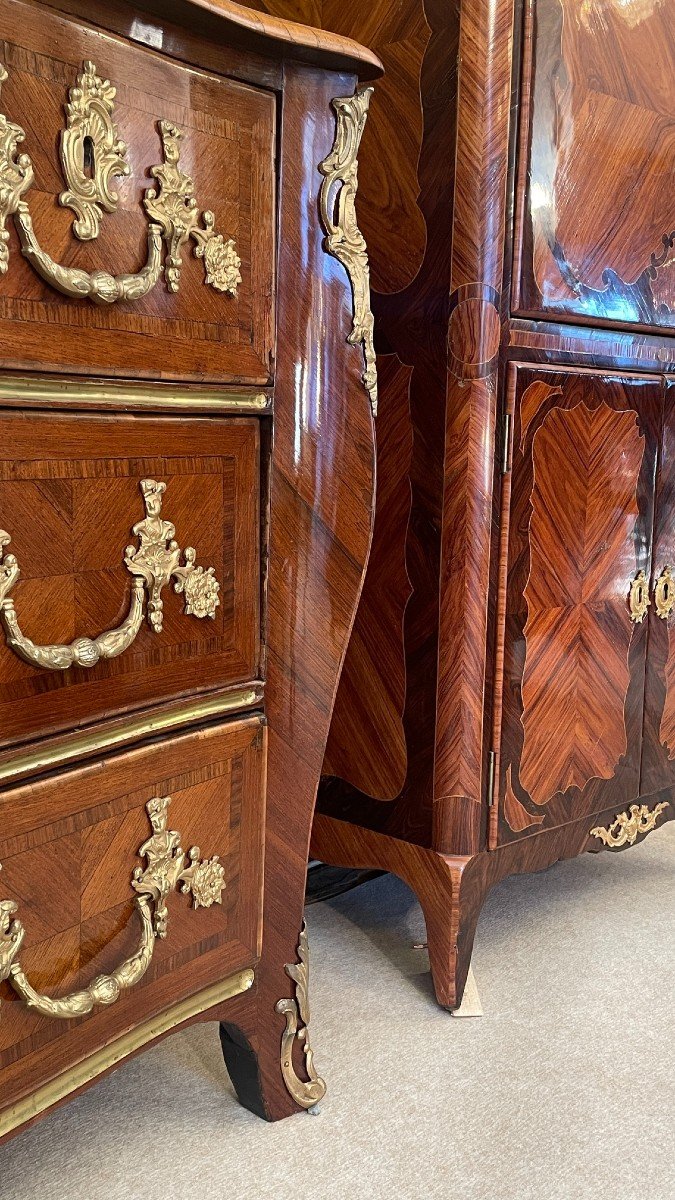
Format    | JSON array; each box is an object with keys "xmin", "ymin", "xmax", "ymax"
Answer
[
  {"xmin": 664, "ymin": 582, "xmax": 670, "ymax": 603},
  {"xmin": 83, "ymin": 136, "xmax": 95, "ymax": 178}
]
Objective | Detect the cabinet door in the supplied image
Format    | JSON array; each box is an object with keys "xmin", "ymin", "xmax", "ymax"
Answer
[
  {"xmin": 513, "ymin": 0, "xmax": 675, "ymax": 332},
  {"xmin": 493, "ymin": 366, "xmax": 661, "ymax": 844},
  {"xmin": 641, "ymin": 380, "xmax": 675, "ymax": 794}
]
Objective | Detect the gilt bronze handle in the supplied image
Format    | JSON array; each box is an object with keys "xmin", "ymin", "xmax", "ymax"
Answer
[
  {"xmin": 0, "ymin": 479, "xmax": 220, "ymax": 671},
  {"xmin": 0, "ymin": 797, "xmax": 225, "ymax": 1021}
]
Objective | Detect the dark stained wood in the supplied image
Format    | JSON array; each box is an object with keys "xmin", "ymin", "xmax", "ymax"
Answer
[
  {"xmin": 0, "ymin": 411, "xmax": 260, "ymax": 748},
  {"xmin": 0, "ymin": 1, "xmax": 276, "ymax": 383}
]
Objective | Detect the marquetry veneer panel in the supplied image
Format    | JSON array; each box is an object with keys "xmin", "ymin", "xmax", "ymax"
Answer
[
  {"xmin": 0, "ymin": 409, "xmax": 260, "ymax": 748},
  {"xmin": 0, "ymin": 716, "xmax": 265, "ymax": 1106}
]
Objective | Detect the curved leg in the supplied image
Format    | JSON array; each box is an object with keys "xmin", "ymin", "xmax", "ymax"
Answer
[{"xmin": 311, "ymin": 812, "xmax": 487, "ymax": 1011}]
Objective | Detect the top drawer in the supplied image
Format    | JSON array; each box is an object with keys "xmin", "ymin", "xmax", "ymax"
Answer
[
  {"xmin": 513, "ymin": 0, "xmax": 675, "ymax": 333},
  {"xmin": 0, "ymin": 0, "xmax": 276, "ymax": 382}
]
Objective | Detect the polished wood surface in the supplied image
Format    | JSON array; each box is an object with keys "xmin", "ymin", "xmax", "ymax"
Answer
[
  {"xmin": 0, "ymin": 0, "xmax": 377, "ymax": 1138},
  {"xmin": 513, "ymin": 0, "xmax": 675, "ymax": 331},
  {"xmin": 263, "ymin": 0, "xmax": 675, "ymax": 1009},
  {"xmin": 0, "ymin": 411, "xmax": 260, "ymax": 749},
  {"xmin": 495, "ymin": 367, "xmax": 660, "ymax": 840},
  {"xmin": 0, "ymin": 1, "xmax": 276, "ymax": 383},
  {"xmin": 0, "ymin": 717, "xmax": 264, "ymax": 1107}
]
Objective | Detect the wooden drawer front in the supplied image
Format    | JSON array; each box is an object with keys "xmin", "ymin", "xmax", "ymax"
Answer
[
  {"xmin": 0, "ymin": 409, "xmax": 261, "ymax": 749},
  {"xmin": 514, "ymin": 0, "xmax": 675, "ymax": 332},
  {"xmin": 0, "ymin": 717, "xmax": 265, "ymax": 1109},
  {"xmin": 0, "ymin": 0, "xmax": 275, "ymax": 382}
]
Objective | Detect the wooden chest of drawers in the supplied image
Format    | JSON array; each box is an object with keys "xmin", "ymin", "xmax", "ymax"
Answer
[{"xmin": 0, "ymin": 0, "xmax": 381, "ymax": 1139}]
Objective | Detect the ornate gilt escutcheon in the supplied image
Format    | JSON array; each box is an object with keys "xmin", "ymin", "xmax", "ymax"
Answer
[
  {"xmin": 0, "ymin": 62, "xmax": 240, "ymax": 303},
  {"xmin": 0, "ymin": 797, "xmax": 225, "ymax": 1020},
  {"xmin": 59, "ymin": 60, "xmax": 130, "ymax": 240},
  {"xmin": 0, "ymin": 477, "xmax": 220, "ymax": 670},
  {"xmin": 654, "ymin": 566, "xmax": 675, "ymax": 620},
  {"xmin": 319, "ymin": 88, "xmax": 377, "ymax": 417},
  {"xmin": 628, "ymin": 570, "xmax": 650, "ymax": 623},
  {"xmin": 590, "ymin": 802, "xmax": 669, "ymax": 849},
  {"xmin": 276, "ymin": 921, "xmax": 326, "ymax": 1109}
]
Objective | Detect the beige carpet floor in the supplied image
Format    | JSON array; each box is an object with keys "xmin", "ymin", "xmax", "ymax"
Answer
[{"xmin": 2, "ymin": 823, "xmax": 673, "ymax": 1200}]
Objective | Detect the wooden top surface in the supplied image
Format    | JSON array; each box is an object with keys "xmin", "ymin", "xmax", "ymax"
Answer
[{"xmin": 144, "ymin": 0, "xmax": 383, "ymax": 78}]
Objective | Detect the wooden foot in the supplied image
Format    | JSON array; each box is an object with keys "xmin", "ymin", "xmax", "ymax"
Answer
[{"xmin": 311, "ymin": 813, "xmax": 485, "ymax": 1010}]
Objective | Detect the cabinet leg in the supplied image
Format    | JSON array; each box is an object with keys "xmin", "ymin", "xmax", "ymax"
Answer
[
  {"xmin": 219, "ymin": 920, "xmax": 327, "ymax": 1122},
  {"xmin": 311, "ymin": 813, "xmax": 487, "ymax": 1011}
]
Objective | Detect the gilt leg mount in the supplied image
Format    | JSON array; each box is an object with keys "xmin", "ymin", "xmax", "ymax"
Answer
[
  {"xmin": 0, "ymin": 478, "xmax": 220, "ymax": 671},
  {"xmin": 275, "ymin": 921, "xmax": 326, "ymax": 1109},
  {"xmin": 0, "ymin": 797, "xmax": 226, "ymax": 1021}
]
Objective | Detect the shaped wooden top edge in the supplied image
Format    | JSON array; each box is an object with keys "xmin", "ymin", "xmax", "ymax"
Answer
[{"xmin": 162, "ymin": 0, "xmax": 384, "ymax": 78}]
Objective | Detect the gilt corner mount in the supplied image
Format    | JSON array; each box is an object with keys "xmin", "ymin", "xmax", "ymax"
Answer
[
  {"xmin": 319, "ymin": 87, "xmax": 377, "ymax": 417},
  {"xmin": 0, "ymin": 60, "xmax": 241, "ymax": 304}
]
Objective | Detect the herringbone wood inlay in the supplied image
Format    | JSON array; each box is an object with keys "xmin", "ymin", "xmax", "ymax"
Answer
[{"xmin": 520, "ymin": 401, "xmax": 644, "ymax": 806}]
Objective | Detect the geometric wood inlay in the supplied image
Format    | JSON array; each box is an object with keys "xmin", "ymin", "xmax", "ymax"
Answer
[{"xmin": 520, "ymin": 402, "xmax": 644, "ymax": 805}]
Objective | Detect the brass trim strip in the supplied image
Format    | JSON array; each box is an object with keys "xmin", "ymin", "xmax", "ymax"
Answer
[
  {"xmin": 0, "ymin": 967, "xmax": 255, "ymax": 1140},
  {"xmin": 0, "ymin": 685, "xmax": 264, "ymax": 787},
  {"xmin": 0, "ymin": 377, "xmax": 271, "ymax": 413}
]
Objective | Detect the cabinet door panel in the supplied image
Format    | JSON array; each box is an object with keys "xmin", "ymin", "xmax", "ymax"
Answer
[
  {"xmin": 641, "ymin": 380, "xmax": 675, "ymax": 794},
  {"xmin": 494, "ymin": 367, "xmax": 660, "ymax": 844},
  {"xmin": 514, "ymin": 0, "xmax": 675, "ymax": 332}
]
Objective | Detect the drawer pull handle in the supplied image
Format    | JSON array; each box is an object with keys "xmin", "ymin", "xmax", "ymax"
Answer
[
  {"xmin": 0, "ymin": 478, "xmax": 220, "ymax": 671},
  {"xmin": 0, "ymin": 63, "xmax": 240, "ymax": 302},
  {"xmin": 14, "ymin": 203, "xmax": 163, "ymax": 305},
  {"xmin": 0, "ymin": 796, "xmax": 225, "ymax": 1020},
  {"xmin": 628, "ymin": 569, "xmax": 650, "ymax": 623},
  {"xmin": 654, "ymin": 566, "xmax": 675, "ymax": 620}
]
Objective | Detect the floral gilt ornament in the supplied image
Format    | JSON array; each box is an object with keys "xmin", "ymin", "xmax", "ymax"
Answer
[
  {"xmin": 145, "ymin": 120, "xmax": 242, "ymax": 295},
  {"xmin": 0, "ymin": 62, "xmax": 241, "ymax": 302}
]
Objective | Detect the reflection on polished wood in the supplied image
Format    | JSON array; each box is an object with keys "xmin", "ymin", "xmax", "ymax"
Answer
[
  {"xmin": 250, "ymin": 0, "xmax": 675, "ymax": 1011},
  {"xmin": 0, "ymin": 0, "xmax": 380, "ymax": 1140}
]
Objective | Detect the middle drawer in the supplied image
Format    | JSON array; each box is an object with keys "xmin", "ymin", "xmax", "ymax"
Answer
[{"xmin": 0, "ymin": 407, "xmax": 261, "ymax": 749}]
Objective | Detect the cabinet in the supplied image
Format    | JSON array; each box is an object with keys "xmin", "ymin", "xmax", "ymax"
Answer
[
  {"xmin": 0, "ymin": 0, "xmax": 380, "ymax": 1139},
  {"xmin": 255, "ymin": 0, "xmax": 675, "ymax": 1008}
]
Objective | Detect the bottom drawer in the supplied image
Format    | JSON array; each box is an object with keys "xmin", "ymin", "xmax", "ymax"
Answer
[{"xmin": 0, "ymin": 715, "xmax": 265, "ymax": 1125}]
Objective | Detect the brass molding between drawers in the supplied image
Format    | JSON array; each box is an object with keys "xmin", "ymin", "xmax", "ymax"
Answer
[
  {"xmin": 0, "ymin": 684, "xmax": 264, "ymax": 786},
  {"xmin": 0, "ymin": 967, "xmax": 255, "ymax": 1141},
  {"xmin": 0, "ymin": 377, "xmax": 271, "ymax": 413}
]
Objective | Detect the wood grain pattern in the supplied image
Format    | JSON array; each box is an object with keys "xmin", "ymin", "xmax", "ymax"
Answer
[
  {"xmin": 521, "ymin": 401, "xmax": 644, "ymax": 806},
  {"xmin": 0, "ymin": 0, "xmax": 378, "ymax": 1136},
  {"xmin": 514, "ymin": 0, "xmax": 675, "ymax": 330},
  {"xmin": 0, "ymin": 410, "xmax": 260, "ymax": 748},
  {"xmin": 0, "ymin": 717, "xmax": 265, "ymax": 1108},
  {"xmin": 323, "ymin": 353, "xmax": 412, "ymax": 799},
  {"xmin": 496, "ymin": 367, "xmax": 660, "ymax": 841},
  {"xmin": 0, "ymin": 1, "xmax": 276, "ymax": 383}
]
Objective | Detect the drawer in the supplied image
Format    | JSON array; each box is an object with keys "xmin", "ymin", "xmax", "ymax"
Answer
[
  {"xmin": 0, "ymin": 406, "xmax": 261, "ymax": 749},
  {"xmin": 0, "ymin": 0, "xmax": 275, "ymax": 382},
  {"xmin": 0, "ymin": 716, "xmax": 265, "ymax": 1117}
]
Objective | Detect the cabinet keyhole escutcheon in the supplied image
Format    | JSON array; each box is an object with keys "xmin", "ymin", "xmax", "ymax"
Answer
[
  {"xmin": 628, "ymin": 570, "xmax": 650, "ymax": 624},
  {"xmin": 654, "ymin": 566, "xmax": 675, "ymax": 620}
]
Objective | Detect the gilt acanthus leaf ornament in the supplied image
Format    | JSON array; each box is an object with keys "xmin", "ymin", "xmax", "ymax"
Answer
[
  {"xmin": 319, "ymin": 87, "xmax": 377, "ymax": 416},
  {"xmin": 590, "ymin": 802, "xmax": 669, "ymax": 849},
  {"xmin": 145, "ymin": 121, "xmax": 241, "ymax": 294},
  {"xmin": 275, "ymin": 921, "xmax": 326, "ymax": 1109},
  {"xmin": 0, "ymin": 798, "xmax": 225, "ymax": 1021},
  {"xmin": 0, "ymin": 63, "xmax": 241, "ymax": 303}
]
